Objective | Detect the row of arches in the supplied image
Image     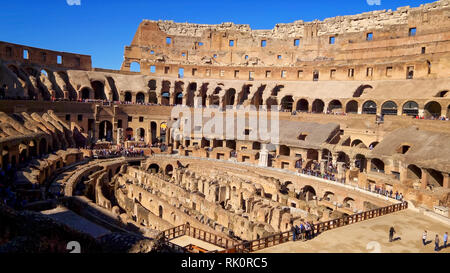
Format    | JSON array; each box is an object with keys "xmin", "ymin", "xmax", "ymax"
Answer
[{"xmin": 279, "ymin": 97, "xmax": 447, "ymax": 117}]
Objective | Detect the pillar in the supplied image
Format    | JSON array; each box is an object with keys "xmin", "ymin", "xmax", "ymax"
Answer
[
  {"xmin": 443, "ymin": 173, "xmax": 450, "ymax": 189},
  {"xmin": 259, "ymin": 144, "xmax": 269, "ymax": 167},
  {"xmin": 420, "ymin": 170, "xmax": 429, "ymax": 189}
]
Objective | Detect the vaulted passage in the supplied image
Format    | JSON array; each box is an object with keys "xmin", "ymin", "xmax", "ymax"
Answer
[{"xmin": 296, "ymin": 99, "xmax": 308, "ymax": 112}]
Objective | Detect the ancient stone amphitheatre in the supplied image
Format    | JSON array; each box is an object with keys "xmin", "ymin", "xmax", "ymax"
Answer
[{"xmin": 0, "ymin": 0, "xmax": 449, "ymax": 254}]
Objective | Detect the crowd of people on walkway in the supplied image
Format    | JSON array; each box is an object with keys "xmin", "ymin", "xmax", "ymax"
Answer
[
  {"xmin": 369, "ymin": 185, "xmax": 404, "ymax": 201},
  {"xmin": 291, "ymin": 222, "xmax": 317, "ymax": 242}
]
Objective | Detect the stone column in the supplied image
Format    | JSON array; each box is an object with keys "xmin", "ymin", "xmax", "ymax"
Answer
[
  {"xmin": 420, "ymin": 170, "xmax": 429, "ymax": 189},
  {"xmin": 320, "ymin": 159, "xmax": 327, "ymax": 174},
  {"xmin": 443, "ymin": 173, "xmax": 450, "ymax": 189}
]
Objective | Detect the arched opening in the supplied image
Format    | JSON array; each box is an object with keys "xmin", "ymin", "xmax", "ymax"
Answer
[
  {"xmin": 281, "ymin": 96, "xmax": 294, "ymax": 112},
  {"xmin": 150, "ymin": 122, "xmax": 157, "ymax": 143},
  {"xmin": 307, "ymin": 149, "xmax": 318, "ymax": 161},
  {"xmin": 369, "ymin": 142, "xmax": 379, "ymax": 150},
  {"xmin": 327, "ymin": 100, "xmax": 343, "ymax": 113},
  {"xmin": 407, "ymin": 164, "xmax": 422, "ymax": 180},
  {"xmin": 355, "ymin": 154, "xmax": 367, "ymax": 172},
  {"xmin": 426, "ymin": 169, "xmax": 444, "ymax": 187},
  {"xmin": 353, "ymin": 85, "xmax": 372, "ymax": 97},
  {"xmin": 402, "ymin": 101, "xmax": 419, "ymax": 116},
  {"xmin": 300, "ymin": 185, "xmax": 316, "ymax": 201},
  {"xmin": 370, "ymin": 158, "xmax": 385, "ymax": 173},
  {"xmin": 165, "ymin": 164, "xmax": 174, "ymax": 177},
  {"xmin": 125, "ymin": 128, "xmax": 134, "ymax": 141},
  {"xmin": 226, "ymin": 140, "xmax": 236, "ymax": 150},
  {"xmin": 99, "ymin": 121, "xmax": 113, "ymax": 141},
  {"xmin": 148, "ymin": 92, "xmax": 157, "ymax": 104},
  {"xmin": 362, "ymin": 101, "xmax": 377, "ymax": 115},
  {"xmin": 161, "ymin": 91, "xmax": 170, "ymax": 106},
  {"xmin": 130, "ymin": 62, "xmax": 140, "ymax": 73},
  {"xmin": 279, "ymin": 145, "xmax": 290, "ymax": 156},
  {"xmin": 148, "ymin": 163, "xmax": 160, "ymax": 174},
  {"xmin": 81, "ymin": 88, "xmax": 91, "ymax": 100},
  {"xmin": 343, "ymin": 197, "xmax": 355, "ymax": 209},
  {"xmin": 175, "ymin": 92, "xmax": 183, "ymax": 105},
  {"xmin": 137, "ymin": 128, "xmax": 145, "ymax": 141},
  {"xmin": 39, "ymin": 138, "xmax": 47, "ymax": 156},
  {"xmin": 124, "ymin": 92, "xmax": 132, "ymax": 102},
  {"xmin": 312, "ymin": 99, "xmax": 324, "ymax": 113},
  {"xmin": 136, "ymin": 92, "xmax": 145, "ymax": 104},
  {"xmin": 223, "ymin": 88, "xmax": 236, "ymax": 107},
  {"xmin": 323, "ymin": 192, "xmax": 335, "ymax": 202},
  {"xmin": 148, "ymin": 80, "xmax": 157, "ymax": 91},
  {"xmin": 345, "ymin": 100, "xmax": 358, "ymax": 114},
  {"xmin": 351, "ymin": 139, "xmax": 365, "ymax": 148},
  {"xmin": 424, "ymin": 101, "xmax": 441, "ymax": 118},
  {"xmin": 296, "ymin": 99, "xmax": 309, "ymax": 112},
  {"xmin": 381, "ymin": 101, "xmax": 398, "ymax": 116},
  {"xmin": 186, "ymin": 83, "xmax": 197, "ymax": 107},
  {"xmin": 91, "ymin": 81, "xmax": 106, "ymax": 100},
  {"xmin": 337, "ymin": 152, "xmax": 350, "ymax": 165}
]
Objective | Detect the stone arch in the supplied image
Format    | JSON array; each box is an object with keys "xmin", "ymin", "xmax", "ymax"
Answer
[
  {"xmin": 136, "ymin": 92, "xmax": 145, "ymax": 104},
  {"xmin": 353, "ymin": 85, "xmax": 372, "ymax": 98},
  {"xmin": 323, "ymin": 191, "xmax": 335, "ymax": 202},
  {"xmin": 165, "ymin": 164, "xmax": 174, "ymax": 177},
  {"xmin": 424, "ymin": 101, "xmax": 441, "ymax": 118},
  {"xmin": 343, "ymin": 197, "xmax": 355, "ymax": 209},
  {"xmin": 148, "ymin": 80, "xmax": 157, "ymax": 91},
  {"xmin": 137, "ymin": 128, "xmax": 145, "ymax": 141},
  {"xmin": 91, "ymin": 81, "xmax": 106, "ymax": 100},
  {"xmin": 281, "ymin": 95, "xmax": 294, "ymax": 112},
  {"xmin": 307, "ymin": 149, "xmax": 318, "ymax": 161},
  {"xmin": 174, "ymin": 91, "xmax": 183, "ymax": 105},
  {"xmin": 148, "ymin": 163, "xmax": 160, "ymax": 174},
  {"xmin": 355, "ymin": 154, "xmax": 367, "ymax": 172},
  {"xmin": 402, "ymin": 101, "xmax": 419, "ymax": 116},
  {"xmin": 223, "ymin": 88, "xmax": 236, "ymax": 107},
  {"xmin": 279, "ymin": 145, "xmax": 290, "ymax": 156},
  {"xmin": 426, "ymin": 169, "xmax": 444, "ymax": 187},
  {"xmin": 124, "ymin": 91, "xmax": 132, "ymax": 102},
  {"xmin": 351, "ymin": 139, "xmax": 365, "ymax": 148},
  {"xmin": 300, "ymin": 185, "xmax": 316, "ymax": 201},
  {"xmin": 362, "ymin": 100, "xmax": 377, "ymax": 115},
  {"xmin": 337, "ymin": 152, "xmax": 350, "ymax": 164},
  {"xmin": 125, "ymin": 128, "xmax": 134, "ymax": 141},
  {"xmin": 369, "ymin": 142, "xmax": 379, "ymax": 149},
  {"xmin": 296, "ymin": 99, "xmax": 309, "ymax": 112},
  {"xmin": 312, "ymin": 99, "xmax": 324, "ymax": 113},
  {"xmin": 130, "ymin": 62, "xmax": 140, "ymax": 72},
  {"xmin": 252, "ymin": 142, "xmax": 261, "ymax": 150},
  {"xmin": 370, "ymin": 158, "xmax": 385, "ymax": 173},
  {"xmin": 150, "ymin": 122, "xmax": 158, "ymax": 143},
  {"xmin": 80, "ymin": 87, "xmax": 91, "ymax": 100},
  {"xmin": 327, "ymin": 100, "xmax": 343, "ymax": 113},
  {"xmin": 381, "ymin": 101, "xmax": 398, "ymax": 116},
  {"xmin": 407, "ymin": 164, "xmax": 422, "ymax": 180},
  {"xmin": 345, "ymin": 100, "xmax": 358, "ymax": 114}
]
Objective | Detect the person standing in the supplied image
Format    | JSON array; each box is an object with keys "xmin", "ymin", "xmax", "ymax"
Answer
[
  {"xmin": 422, "ymin": 230, "xmax": 427, "ymax": 245},
  {"xmin": 444, "ymin": 232, "xmax": 448, "ymax": 249},
  {"xmin": 389, "ymin": 227, "xmax": 396, "ymax": 242},
  {"xmin": 435, "ymin": 235, "xmax": 440, "ymax": 252}
]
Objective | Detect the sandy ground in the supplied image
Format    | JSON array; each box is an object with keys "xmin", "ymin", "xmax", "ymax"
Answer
[
  {"xmin": 170, "ymin": 235, "xmax": 225, "ymax": 252},
  {"xmin": 257, "ymin": 209, "xmax": 450, "ymax": 253}
]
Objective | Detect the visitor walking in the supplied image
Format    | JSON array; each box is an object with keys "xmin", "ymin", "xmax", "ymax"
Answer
[
  {"xmin": 422, "ymin": 230, "xmax": 427, "ymax": 245},
  {"xmin": 435, "ymin": 235, "xmax": 440, "ymax": 252},
  {"xmin": 444, "ymin": 232, "xmax": 448, "ymax": 249},
  {"xmin": 389, "ymin": 227, "xmax": 396, "ymax": 242}
]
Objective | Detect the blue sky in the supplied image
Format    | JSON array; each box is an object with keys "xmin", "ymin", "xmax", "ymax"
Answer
[{"xmin": 1, "ymin": 0, "xmax": 435, "ymax": 69}]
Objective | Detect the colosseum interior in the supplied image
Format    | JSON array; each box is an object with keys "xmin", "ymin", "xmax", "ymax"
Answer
[{"xmin": 0, "ymin": 0, "xmax": 449, "ymax": 254}]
